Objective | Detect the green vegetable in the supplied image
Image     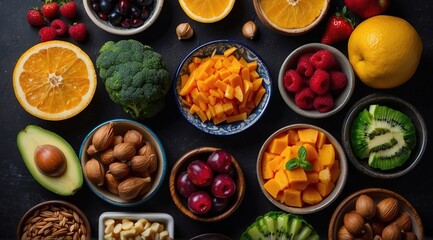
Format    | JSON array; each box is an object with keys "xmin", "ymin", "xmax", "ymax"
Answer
[
  {"xmin": 285, "ymin": 146, "xmax": 312, "ymax": 171},
  {"xmin": 96, "ymin": 39, "xmax": 171, "ymax": 119}
]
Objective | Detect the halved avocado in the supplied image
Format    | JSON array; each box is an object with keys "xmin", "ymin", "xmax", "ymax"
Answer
[{"xmin": 17, "ymin": 125, "xmax": 83, "ymax": 196}]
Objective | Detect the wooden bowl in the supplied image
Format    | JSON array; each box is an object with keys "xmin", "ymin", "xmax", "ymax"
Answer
[
  {"xmin": 328, "ymin": 188, "xmax": 424, "ymax": 239},
  {"xmin": 253, "ymin": 0, "xmax": 331, "ymax": 35},
  {"xmin": 169, "ymin": 147, "xmax": 245, "ymax": 222},
  {"xmin": 17, "ymin": 200, "xmax": 91, "ymax": 240}
]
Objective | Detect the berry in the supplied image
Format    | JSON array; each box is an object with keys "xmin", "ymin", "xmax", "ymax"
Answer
[
  {"xmin": 210, "ymin": 174, "xmax": 236, "ymax": 198},
  {"xmin": 309, "ymin": 69, "xmax": 330, "ymax": 95},
  {"xmin": 310, "ymin": 49, "xmax": 337, "ymax": 70},
  {"xmin": 27, "ymin": 8, "xmax": 45, "ymax": 27},
  {"xmin": 51, "ymin": 19, "xmax": 67, "ymax": 36},
  {"xmin": 283, "ymin": 69, "xmax": 304, "ymax": 93},
  {"xmin": 207, "ymin": 150, "xmax": 233, "ymax": 173},
  {"xmin": 60, "ymin": 1, "xmax": 78, "ymax": 19},
  {"xmin": 41, "ymin": 1, "xmax": 59, "ymax": 19},
  {"xmin": 296, "ymin": 53, "xmax": 314, "ymax": 77},
  {"xmin": 187, "ymin": 160, "xmax": 213, "ymax": 187},
  {"xmin": 321, "ymin": 7, "xmax": 355, "ymax": 45},
  {"xmin": 294, "ymin": 87, "xmax": 316, "ymax": 110},
  {"xmin": 176, "ymin": 171, "xmax": 198, "ymax": 198},
  {"xmin": 344, "ymin": 0, "xmax": 390, "ymax": 19},
  {"xmin": 68, "ymin": 23, "xmax": 87, "ymax": 42},
  {"xmin": 313, "ymin": 93, "xmax": 334, "ymax": 113},
  {"xmin": 329, "ymin": 70, "xmax": 348, "ymax": 92},
  {"xmin": 39, "ymin": 26, "xmax": 57, "ymax": 42}
]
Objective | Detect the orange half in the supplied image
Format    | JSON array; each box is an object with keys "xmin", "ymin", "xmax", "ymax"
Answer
[{"xmin": 178, "ymin": 0, "xmax": 236, "ymax": 23}]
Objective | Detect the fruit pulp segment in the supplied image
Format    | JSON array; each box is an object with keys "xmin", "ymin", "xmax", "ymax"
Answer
[
  {"xmin": 181, "ymin": 0, "xmax": 233, "ymax": 18},
  {"xmin": 260, "ymin": 0, "xmax": 325, "ymax": 29}
]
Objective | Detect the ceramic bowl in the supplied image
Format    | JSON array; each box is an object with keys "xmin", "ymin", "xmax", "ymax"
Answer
[
  {"xmin": 278, "ymin": 43, "xmax": 355, "ymax": 118},
  {"xmin": 169, "ymin": 147, "xmax": 246, "ymax": 222},
  {"xmin": 83, "ymin": 0, "xmax": 164, "ymax": 35},
  {"xmin": 99, "ymin": 212, "xmax": 174, "ymax": 239},
  {"xmin": 17, "ymin": 200, "xmax": 91, "ymax": 239},
  {"xmin": 341, "ymin": 93, "xmax": 427, "ymax": 179},
  {"xmin": 328, "ymin": 188, "xmax": 424, "ymax": 239},
  {"xmin": 257, "ymin": 123, "xmax": 348, "ymax": 214},
  {"xmin": 79, "ymin": 119, "xmax": 166, "ymax": 207},
  {"xmin": 173, "ymin": 39, "xmax": 272, "ymax": 135},
  {"xmin": 253, "ymin": 0, "xmax": 330, "ymax": 35}
]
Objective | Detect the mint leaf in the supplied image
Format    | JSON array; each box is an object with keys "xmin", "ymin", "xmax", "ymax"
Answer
[
  {"xmin": 285, "ymin": 158, "xmax": 299, "ymax": 170},
  {"xmin": 300, "ymin": 160, "xmax": 312, "ymax": 171},
  {"xmin": 298, "ymin": 146, "xmax": 307, "ymax": 161}
]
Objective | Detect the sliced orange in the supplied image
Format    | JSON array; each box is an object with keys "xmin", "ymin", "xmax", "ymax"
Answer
[
  {"xmin": 178, "ymin": 0, "xmax": 236, "ymax": 23},
  {"xmin": 13, "ymin": 40, "xmax": 97, "ymax": 121},
  {"xmin": 259, "ymin": 0, "xmax": 326, "ymax": 29}
]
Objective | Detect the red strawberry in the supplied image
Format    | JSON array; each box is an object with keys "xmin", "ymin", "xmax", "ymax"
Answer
[
  {"xmin": 60, "ymin": 1, "xmax": 78, "ymax": 19},
  {"xmin": 41, "ymin": 1, "xmax": 59, "ymax": 19},
  {"xmin": 39, "ymin": 26, "xmax": 57, "ymax": 42},
  {"xmin": 344, "ymin": 0, "xmax": 390, "ymax": 19},
  {"xmin": 321, "ymin": 7, "xmax": 355, "ymax": 45},
  {"xmin": 51, "ymin": 19, "xmax": 68, "ymax": 36},
  {"xmin": 27, "ymin": 8, "xmax": 45, "ymax": 27},
  {"xmin": 69, "ymin": 23, "xmax": 87, "ymax": 42}
]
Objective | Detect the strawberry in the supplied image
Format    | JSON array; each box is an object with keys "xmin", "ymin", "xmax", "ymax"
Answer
[
  {"xmin": 69, "ymin": 23, "xmax": 87, "ymax": 42},
  {"xmin": 27, "ymin": 8, "xmax": 45, "ymax": 27},
  {"xmin": 60, "ymin": 1, "xmax": 78, "ymax": 19},
  {"xmin": 41, "ymin": 1, "xmax": 59, "ymax": 19},
  {"xmin": 39, "ymin": 26, "xmax": 57, "ymax": 42},
  {"xmin": 321, "ymin": 7, "xmax": 355, "ymax": 45},
  {"xmin": 344, "ymin": 0, "xmax": 390, "ymax": 19}
]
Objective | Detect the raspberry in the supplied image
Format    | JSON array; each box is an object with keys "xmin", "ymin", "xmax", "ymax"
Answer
[
  {"xmin": 51, "ymin": 19, "xmax": 68, "ymax": 36},
  {"xmin": 329, "ymin": 70, "xmax": 348, "ymax": 92},
  {"xmin": 294, "ymin": 87, "xmax": 316, "ymax": 110},
  {"xmin": 39, "ymin": 27, "xmax": 57, "ymax": 42},
  {"xmin": 310, "ymin": 49, "xmax": 336, "ymax": 70},
  {"xmin": 296, "ymin": 59, "xmax": 315, "ymax": 77},
  {"xmin": 313, "ymin": 93, "xmax": 334, "ymax": 113},
  {"xmin": 283, "ymin": 69, "xmax": 304, "ymax": 92},
  {"xmin": 309, "ymin": 69, "xmax": 330, "ymax": 95},
  {"xmin": 68, "ymin": 23, "xmax": 87, "ymax": 42}
]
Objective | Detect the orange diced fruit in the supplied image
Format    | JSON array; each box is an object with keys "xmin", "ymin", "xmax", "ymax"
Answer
[
  {"xmin": 317, "ymin": 181, "xmax": 335, "ymax": 197},
  {"xmin": 285, "ymin": 167, "xmax": 307, "ymax": 184},
  {"xmin": 267, "ymin": 133, "xmax": 288, "ymax": 154},
  {"xmin": 318, "ymin": 144, "xmax": 335, "ymax": 167},
  {"xmin": 223, "ymin": 47, "xmax": 237, "ymax": 57},
  {"xmin": 283, "ymin": 188, "xmax": 303, "ymax": 208},
  {"xmin": 316, "ymin": 130, "xmax": 327, "ymax": 149},
  {"xmin": 302, "ymin": 185, "xmax": 323, "ymax": 205},
  {"xmin": 306, "ymin": 172, "xmax": 319, "ymax": 184},
  {"xmin": 330, "ymin": 159, "xmax": 340, "ymax": 182},
  {"xmin": 274, "ymin": 169, "xmax": 289, "ymax": 190},
  {"xmin": 264, "ymin": 179, "xmax": 280, "ymax": 198},
  {"xmin": 298, "ymin": 128, "xmax": 319, "ymax": 145},
  {"xmin": 302, "ymin": 143, "xmax": 318, "ymax": 161},
  {"xmin": 319, "ymin": 167, "xmax": 331, "ymax": 184}
]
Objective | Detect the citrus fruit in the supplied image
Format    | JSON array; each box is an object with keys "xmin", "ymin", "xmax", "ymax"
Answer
[
  {"xmin": 13, "ymin": 40, "xmax": 97, "ymax": 121},
  {"xmin": 257, "ymin": 0, "xmax": 328, "ymax": 31},
  {"xmin": 348, "ymin": 15, "xmax": 423, "ymax": 89},
  {"xmin": 178, "ymin": 0, "xmax": 236, "ymax": 23}
]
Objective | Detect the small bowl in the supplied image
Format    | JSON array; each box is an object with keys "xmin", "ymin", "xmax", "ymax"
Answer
[
  {"xmin": 83, "ymin": 0, "xmax": 164, "ymax": 35},
  {"xmin": 99, "ymin": 212, "xmax": 174, "ymax": 238},
  {"xmin": 257, "ymin": 123, "xmax": 348, "ymax": 214},
  {"xmin": 79, "ymin": 119, "xmax": 166, "ymax": 207},
  {"xmin": 278, "ymin": 43, "xmax": 355, "ymax": 118},
  {"xmin": 253, "ymin": 0, "xmax": 330, "ymax": 35},
  {"xmin": 169, "ymin": 147, "xmax": 246, "ymax": 222},
  {"xmin": 190, "ymin": 233, "xmax": 232, "ymax": 240},
  {"xmin": 342, "ymin": 93, "xmax": 427, "ymax": 179},
  {"xmin": 17, "ymin": 200, "xmax": 91, "ymax": 239},
  {"xmin": 328, "ymin": 188, "xmax": 424, "ymax": 239},
  {"xmin": 174, "ymin": 39, "xmax": 272, "ymax": 135}
]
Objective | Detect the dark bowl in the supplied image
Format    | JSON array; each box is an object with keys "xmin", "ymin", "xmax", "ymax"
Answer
[{"xmin": 342, "ymin": 93, "xmax": 427, "ymax": 179}]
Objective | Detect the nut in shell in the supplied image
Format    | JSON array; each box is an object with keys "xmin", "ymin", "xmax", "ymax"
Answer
[
  {"xmin": 92, "ymin": 122, "xmax": 114, "ymax": 152},
  {"xmin": 100, "ymin": 148, "xmax": 116, "ymax": 165},
  {"xmin": 105, "ymin": 173, "xmax": 119, "ymax": 194},
  {"xmin": 376, "ymin": 197, "xmax": 400, "ymax": 222},
  {"xmin": 123, "ymin": 130, "xmax": 144, "ymax": 149},
  {"xmin": 85, "ymin": 158, "xmax": 105, "ymax": 186},
  {"xmin": 113, "ymin": 142, "xmax": 136, "ymax": 161},
  {"xmin": 356, "ymin": 194, "xmax": 376, "ymax": 219},
  {"xmin": 108, "ymin": 162, "xmax": 130, "ymax": 180},
  {"xmin": 129, "ymin": 155, "xmax": 152, "ymax": 175},
  {"xmin": 118, "ymin": 176, "xmax": 151, "ymax": 200},
  {"xmin": 344, "ymin": 211, "xmax": 365, "ymax": 236},
  {"xmin": 242, "ymin": 20, "xmax": 258, "ymax": 39},
  {"xmin": 176, "ymin": 22, "xmax": 194, "ymax": 40}
]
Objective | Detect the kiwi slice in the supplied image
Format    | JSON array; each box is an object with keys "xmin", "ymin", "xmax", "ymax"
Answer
[{"xmin": 351, "ymin": 104, "xmax": 416, "ymax": 170}]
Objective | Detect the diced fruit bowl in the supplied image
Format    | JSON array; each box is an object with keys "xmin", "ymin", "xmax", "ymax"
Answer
[
  {"xmin": 173, "ymin": 39, "xmax": 272, "ymax": 135},
  {"xmin": 257, "ymin": 123, "xmax": 348, "ymax": 214},
  {"xmin": 79, "ymin": 119, "xmax": 167, "ymax": 207},
  {"xmin": 328, "ymin": 188, "xmax": 424, "ymax": 240},
  {"xmin": 278, "ymin": 43, "xmax": 355, "ymax": 118},
  {"xmin": 342, "ymin": 93, "xmax": 427, "ymax": 179},
  {"xmin": 169, "ymin": 147, "xmax": 245, "ymax": 222}
]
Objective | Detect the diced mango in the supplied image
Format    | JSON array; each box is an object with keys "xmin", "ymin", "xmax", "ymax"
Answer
[
  {"xmin": 274, "ymin": 169, "xmax": 289, "ymax": 190},
  {"xmin": 306, "ymin": 172, "xmax": 319, "ymax": 184},
  {"xmin": 288, "ymin": 129, "xmax": 299, "ymax": 145},
  {"xmin": 223, "ymin": 47, "xmax": 237, "ymax": 57},
  {"xmin": 290, "ymin": 181, "xmax": 309, "ymax": 191},
  {"xmin": 330, "ymin": 159, "xmax": 340, "ymax": 183},
  {"xmin": 285, "ymin": 167, "xmax": 307, "ymax": 184},
  {"xmin": 302, "ymin": 186, "xmax": 323, "ymax": 205},
  {"xmin": 316, "ymin": 131, "xmax": 327, "ymax": 149},
  {"xmin": 318, "ymin": 144, "xmax": 335, "ymax": 167},
  {"xmin": 318, "ymin": 167, "xmax": 331, "ymax": 184},
  {"xmin": 264, "ymin": 179, "xmax": 280, "ymax": 198},
  {"xmin": 267, "ymin": 133, "xmax": 288, "ymax": 154},
  {"xmin": 317, "ymin": 181, "xmax": 335, "ymax": 197},
  {"xmin": 302, "ymin": 143, "xmax": 318, "ymax": 161},
  {"xmin": 283, "ymin": 188, "xmax": 303, "ymax": 208},
  {"xmin": 298, "ymin": 128, "xmax": 319, "ymax": 145},
  {"xmin": 269, "ymin": 155, "xmax": 284, "ymax": 173}
]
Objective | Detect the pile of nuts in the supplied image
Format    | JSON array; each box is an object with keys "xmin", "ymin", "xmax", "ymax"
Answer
[
  {"xmin": 21, "ymin": 204, "xmax": 87, "ymax": 240},
  {"xmin": 84, "ymin": 122, "xmax": 158, "ymax": 201},
  {"xmin": 103, "ymin": 218, "xmax": 172, "ymax": 240},
  {"xmin": 338, "ymin": 194, "xmax": 418, "ymax": 240}
]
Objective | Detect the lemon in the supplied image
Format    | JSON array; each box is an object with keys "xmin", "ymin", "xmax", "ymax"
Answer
[
  {"xmin": 348, "ymin": 15, "xmax": 422, "ymax": 89},
  {"xmin": 13, "ymin": 40, "xmax": 97, "ymax": 120},
  {"xmin": 178, "ymin": 0, "xmax": 236, "ymax": 23}
]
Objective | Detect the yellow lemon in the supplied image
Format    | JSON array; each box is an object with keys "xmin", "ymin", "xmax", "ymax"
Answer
[
  {"xmin": 178, "ymin": 0, "xmax": 236, "ymax": 23},
  {"xmin": 13, "ymin": 40, "xmax": 97, "ymax": 120},
  {"xmin": 348, "ymin": 15, "xmax": 422, "ymax": 89}
]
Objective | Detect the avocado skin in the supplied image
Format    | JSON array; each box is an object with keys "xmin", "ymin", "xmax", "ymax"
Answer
[{"xmin": 17, "ymin": 125, "xmax": 83, "ymax": 196}]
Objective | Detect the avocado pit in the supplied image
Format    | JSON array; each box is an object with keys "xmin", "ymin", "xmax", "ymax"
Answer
[{"xmin": 34, "ymin": 144, "xmax": 67, "ymax": 177}]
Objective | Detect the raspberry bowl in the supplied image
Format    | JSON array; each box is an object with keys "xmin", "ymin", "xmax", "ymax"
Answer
[
  {"xmin": 278, "ymin": 43, "xmax": 355, "ymax": 118},
  {"xmin": 83, "ymin": 0, "xmax": 164, "ymax": 35}
]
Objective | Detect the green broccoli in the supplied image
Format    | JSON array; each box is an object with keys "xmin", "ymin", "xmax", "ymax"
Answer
[{"xmin": 95, "ymin": 39, "xmax": 171, "ymax": 119}]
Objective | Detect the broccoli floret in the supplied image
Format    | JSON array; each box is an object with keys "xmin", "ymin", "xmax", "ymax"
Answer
[{"xmin": 95, "ymin": 40, "xmax": 171, "ymax": 119}]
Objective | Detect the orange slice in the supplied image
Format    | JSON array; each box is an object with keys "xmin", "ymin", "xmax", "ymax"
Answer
[
  {"xmin": 178, "ymin": 0, "xmax": 236, "ymax": 23},
  {"xmin": 13, "ymin": 40, "xmax": 97, "ymax": 121},
  {"xmin": 259, "ymin": 0, "xmax": 325, "ymax": 29}
]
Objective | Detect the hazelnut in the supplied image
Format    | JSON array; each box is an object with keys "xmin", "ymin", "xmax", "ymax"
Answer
[
  {"xmin": 381, "ymin": 223, "xmax": 402, "ymax": 240},
  {"xmin": 392, "ymin": 212, "xmax": 412, "ymax": 232},
  {"xmin": 344, "ymin": 211, "xmax": 365, "ymax": 236},
  {"xmin": 337, "ymin": 225, "xmax": 354, "ymax": 240},
  {"xmin": 377, "ymin": 198, "xmax": 400, "ymax": 222},
  {"xmin": 84, "ymin": 159, "xmax": 105, "ymax": 186},
  {"xmin": 34, "ymin": 144, "xmax": 67, "ymax": 177},
  {"xmin": 176, "ymin": 22, "xmax": 194, "ymax": 40},
  {"xmin": 242, "ymin": 20, "xmax": 257, "ymax": 39},
  {"xmin": 356, "ymin": 194, "xmax": 376, "ymax": 219},
  {"xmin": 113, "ymin": 142, "xmax": 136, "ymax": 161},
  {"xmin": 92, "ymin": 122, "xmax": 114, "ymax": 152}
]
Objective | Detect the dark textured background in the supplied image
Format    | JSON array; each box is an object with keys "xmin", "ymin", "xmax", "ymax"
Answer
[{"xmin": 1, "ymin": 0, "xmax": 432, "ymax": 239}]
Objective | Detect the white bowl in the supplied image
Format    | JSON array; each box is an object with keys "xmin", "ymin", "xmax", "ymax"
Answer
[{"xmin": 83, "ymin": 0, "xmax": 164, "ymax": 35}]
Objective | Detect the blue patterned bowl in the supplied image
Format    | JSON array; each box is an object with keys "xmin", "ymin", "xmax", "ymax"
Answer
[{"xmin": 174, "ymin": 40, "xmax": 272, "ymax": 135}]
